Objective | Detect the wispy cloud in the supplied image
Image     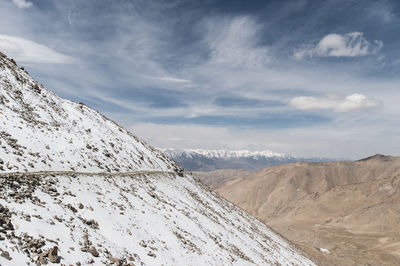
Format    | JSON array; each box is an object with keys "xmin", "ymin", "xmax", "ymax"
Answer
[
  {"xmin": 290, "ymin": 94, "xmax": 382, "ymax": 112},
  {"xmin": 205, "ymin": 16, "xmax": 270, "ymax": 69},
  {"xmin": 11, "ymin": 0, "xmax": 32, "ymax": 9},
  {"xmin": 156, "ymin": 76, "xmax": 192, "ymax": 83},
  {"xmin": 0, "ymin": 34, "xmax": 74, "ymax": 64},
  {"xmin": 294, "ymin": 32, "xmax": 383, "ymax": 60}
]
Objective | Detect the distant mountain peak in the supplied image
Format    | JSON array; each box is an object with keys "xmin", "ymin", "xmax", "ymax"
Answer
[
  {"xmin": 162, "ymin": 148, "xmax": 292, "ymax": 159},
  {"xmin": 162, "ymin": 148, "xmax": 334, "ymax": 171},
  {"xmin": 358, "ymin": 154, "xmax": 393, "ymax": 162}
]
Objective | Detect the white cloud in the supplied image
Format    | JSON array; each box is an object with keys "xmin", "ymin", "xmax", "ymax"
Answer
[
  {"xmin": 205, "ymin": 16, "xmax": 270, "ymax": 69},
  {"xmin": 0, "ymin": 34, "xmax": 74, "ymax": 64},
  {"xmin": 156, "ymin": 76, "xmax": 192, "ymax": 83},
  {"xmin": 11, "ymin": 0, "xmax": 33, "ymax": 9},
  {"xmin": 294, "ymin": 32, "xmax": 383, "ymax": 60},
  {"xmin": 290, "ymin": 94, "xmax": 382, "ymax": 112}
]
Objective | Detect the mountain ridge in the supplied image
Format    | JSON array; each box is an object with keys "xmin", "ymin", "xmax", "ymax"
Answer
[
  {"xmin": 162, "ymin": 148, "xmax": 291, "ymax": 159},
  {"xmin": 163, "ymin": 148, "xmax": 337, "ymax": 171}
]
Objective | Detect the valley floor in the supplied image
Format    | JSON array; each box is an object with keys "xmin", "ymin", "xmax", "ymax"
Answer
[{"xmin": 274, "ymin": 223, "xmax": 400, "ymax": 265}]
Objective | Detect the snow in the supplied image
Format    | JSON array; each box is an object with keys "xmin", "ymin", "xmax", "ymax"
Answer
[
  {"xmin": 0, "ymin": 52, "xmax": 315, "ymax": 265},
  {"xmin": 0, "ymin": 54, "xmax": 180, "ymax": 173},
  {"xmin": 162, "ymin": 148, "xmax": 293, "ymax": 160},
  {"xmin": 0, "ymin": 172, "xmax": 315, "ymax": 265},
  {"xmin": 319, "ymin": 248, "xmax": 330, "ymax": 254}
]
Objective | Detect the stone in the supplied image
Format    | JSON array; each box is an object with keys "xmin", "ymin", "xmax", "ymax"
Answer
[
  {"xmin": 1, "ymin": 251, "xmax": 12, "ymax": 260},
  {"xmin": 147, "ymin": 251, "xmax": 156, "ymax": 257},
  {"xmin": 4, "ymin": 219, "xmax": 14, "ymax": 230},
  {"xmin": 48, "ymin": 246, "xmax": 60, "ymax": 263},
  {"xmin": 38, "ymin": 254, "xmax": 48, "ymax": 264},
  {"xmin": 88, "ymin": 246, "xmax": 99, "ymax": 257}
]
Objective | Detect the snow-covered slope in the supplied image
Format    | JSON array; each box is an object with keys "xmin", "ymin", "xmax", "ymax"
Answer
[
  {"xmin": 0, "ymin": 172, "xmax": 315, "ymax": 265},
  {"xmin": 0, "ymin": 52, "xmax": 179, "ymax": 173},
  {"xmin": 0, "ymin": 52, "xmax": 314, "ymax": 265}
]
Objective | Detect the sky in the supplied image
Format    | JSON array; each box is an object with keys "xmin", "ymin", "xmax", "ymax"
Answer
[{"xmin": 0, "ymin": 0, "xmax": 399, "ymax": 159}]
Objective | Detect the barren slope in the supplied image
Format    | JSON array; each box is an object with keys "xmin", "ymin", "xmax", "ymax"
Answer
[
  {"xmin": 192, "ymin": 169, "xmax": 253, "ymax": 189},
  {"xmin": 216, "ymin": 155, "xmax": 400, "ymax": 265}
]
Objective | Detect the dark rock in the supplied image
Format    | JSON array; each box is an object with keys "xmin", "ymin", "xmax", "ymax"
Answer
[
  {"xmin": 1, "ymin": 251, "xmax": 12, "ymax": 260},
  {"xmin": 147, "ymin": 251, "xmax": 156, "ymax": 257},
  {"xmin": 67, "ymin": 204, "xmax": 78, "ymax": 213},
  {"xmin": 110, "ymin": 257, "xmax": 123, "ymax": 265},
  {"xmin": 3, "ymin": 219, "xmax": 14, "ymax": 230},
  {"xmin": 88, "ymin": 246, "xmax": 99, "ymax": 257},
  {"xmin": 82, "ymin": 219, "xmax": 99, "ymax": 229},
  {"xmin": 48, "ymin": 246, "xmax": 60, "ymax": 263},
  {"xmin": 38, "ymin": 254, "xmax": 48, "ymax": 264},
  {"xmin": 139, "ymin": 240, "xmax": 147, "ymax": 248}
]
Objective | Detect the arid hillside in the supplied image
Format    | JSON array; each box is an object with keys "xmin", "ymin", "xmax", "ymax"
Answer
[
  {"xmin": 212, "ymin": 155, "xmax": 400, "ymax": 265},
  {"xmin": 192, "ymin": 169, "xmax": 253, "ymax": 189}
]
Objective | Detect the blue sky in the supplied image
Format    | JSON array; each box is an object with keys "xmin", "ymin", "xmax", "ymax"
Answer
[{"xmin": 0, "ymin": 0, "xmax": 399, "ymax": 158}]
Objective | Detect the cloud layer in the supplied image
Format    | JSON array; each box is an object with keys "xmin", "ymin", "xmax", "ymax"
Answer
[
  {"xmin": 11, "ymin": 0, "xmax": 32, "ymax": 9},
  {"xmin": 0, "ymin": 34, "xmax": 74, "ymax": 64},
  {"xmin": 294, "ymin": 32, "xmax": 383, "ymax": 59},
  {"xmin": 290, "ymin": 94, "xmax": 382, "ymax": 112}
]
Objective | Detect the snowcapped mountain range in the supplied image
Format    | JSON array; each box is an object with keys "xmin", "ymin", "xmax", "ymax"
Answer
[
  {"xmin": 163, "ymin": 148, "xmax": 333, "ymax": 171},
  {"xmin": 163, "ymin": 148, "xmax": 292, "ymax": 159},
  {"xmin": 0, "ymin": 52, "xmax": 314, "ymax": 265}
]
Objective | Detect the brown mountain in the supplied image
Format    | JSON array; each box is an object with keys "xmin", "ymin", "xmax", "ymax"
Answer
[
  {"xmin": 192, "ymin": 169, "xmax": 253, "ymax": 189},
  {"xmin": 206, "ymin": 155, "xmax": 400, "ymax": 265}
]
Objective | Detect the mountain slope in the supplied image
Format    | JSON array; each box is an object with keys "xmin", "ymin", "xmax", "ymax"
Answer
[
  {"xmin": 0, "ymin": 171, "xmax": 315, "ymax": 265},
  {"xmin": 216, "ymin": 155, "xmax": 400, "ymax": 265},
  {"xmin": 0, "ymin": 52, "xmax": 314, "ymax": 265},
  {"xmin": 163, "ymin": 148, "xmax": 334, "ymax": 171},
  {"xmin": 0, "ymin": 52, "xmax": 179, "ymax": 173},
  {"xmin": 193, "ymin": 169, "xmax": 253, "ymax": 189}
]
